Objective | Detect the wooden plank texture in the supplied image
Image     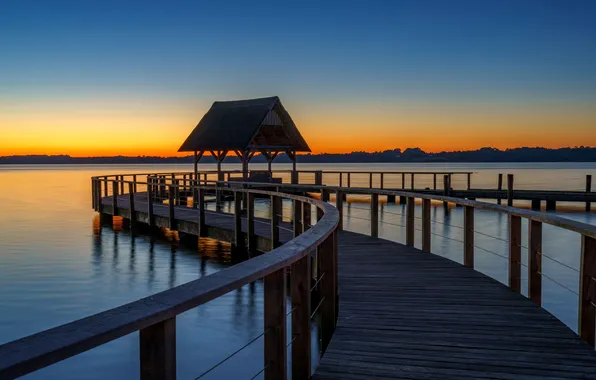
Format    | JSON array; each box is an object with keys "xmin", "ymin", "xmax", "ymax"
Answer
[{"xmin": 313, "ymin": 231, "xmax": 596, "ymax": 380}]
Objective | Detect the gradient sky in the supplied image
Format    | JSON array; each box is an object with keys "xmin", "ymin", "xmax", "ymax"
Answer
[{"xmin": 1, "ymin": 0, "xmax": 596, "ymax": 156}]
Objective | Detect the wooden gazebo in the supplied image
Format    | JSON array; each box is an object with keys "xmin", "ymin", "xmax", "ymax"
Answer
[{"xmin": 178, "ymin": 96, "xmax": 311, "ymax": 181}]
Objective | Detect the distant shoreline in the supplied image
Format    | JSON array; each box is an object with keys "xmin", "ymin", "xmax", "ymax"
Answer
[{"xmin": 1, "ymin": 147, "xmax": 595, "ymax": 164}]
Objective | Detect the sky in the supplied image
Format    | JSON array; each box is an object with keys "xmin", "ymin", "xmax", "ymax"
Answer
[{"xmin": 1, "ymin": 0, "xmax": 596, "ymax": 156}]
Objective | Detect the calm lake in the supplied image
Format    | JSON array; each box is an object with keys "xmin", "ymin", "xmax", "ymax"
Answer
[{"xmin": 1, "ymin": 162, "xmax": 595, "ymax": 379}]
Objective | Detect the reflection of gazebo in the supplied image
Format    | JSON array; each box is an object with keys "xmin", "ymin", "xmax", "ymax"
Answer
[{"xmin": 179, "ymin": 96, "xmax": 311, "ymax": 182}]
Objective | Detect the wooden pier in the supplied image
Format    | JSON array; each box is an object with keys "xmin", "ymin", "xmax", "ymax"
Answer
[
  {"xmin": 2, "ymin": 173, "xmax": 596, "ymax": 380},
  {"xmin": 146, "ymin": 169, "xmax": 596, "ymax": 211}
]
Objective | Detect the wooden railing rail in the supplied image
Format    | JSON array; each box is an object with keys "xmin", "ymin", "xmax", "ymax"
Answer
[
  {"xmin": 210, "ymin": 179, "xmax": 596, "ymax": 348},
  {"xmin": 0, "ymin": 178, "xmax": 339, "ymax": 380}
]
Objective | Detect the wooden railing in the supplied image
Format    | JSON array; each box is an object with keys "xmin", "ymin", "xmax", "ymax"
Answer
[
  {"xmin": 96, "ymin": 171, "xmax": 596, "ymax": 347},
  {"xmin": 0, "ymin": 178, "xmax": 340, "ymax": 380},
  {"xmin": 208, "ymin": 178, "xmax": 596, "ymax": 348}
]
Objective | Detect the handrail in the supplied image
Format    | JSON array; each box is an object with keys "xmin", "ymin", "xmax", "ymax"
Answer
[{"xmin": 0, "ymin": 178, "xmax": 340, "ymax": 380}]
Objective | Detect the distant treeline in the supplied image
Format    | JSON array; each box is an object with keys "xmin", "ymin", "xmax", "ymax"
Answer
[{"xmin": 1, "ymin": 147, "xmax": 596, "ymax": 165}]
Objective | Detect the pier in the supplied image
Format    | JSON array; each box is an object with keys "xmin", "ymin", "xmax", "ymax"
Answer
[{"xmin": 1, "ymin": 173, "xmax": 596, "ymax": 379}]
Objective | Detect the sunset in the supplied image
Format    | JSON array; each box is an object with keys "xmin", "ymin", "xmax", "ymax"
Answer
[
  {"xmin": 2, "ymin": 2, "xmax": 596, "ymax": 380},
  {"xmin": 2, "ymin": 1, "xmax": 596, "ymax": 156}
]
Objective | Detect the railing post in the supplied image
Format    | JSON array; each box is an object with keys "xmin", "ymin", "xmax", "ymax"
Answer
[
  {"xmin": 338, "ymin": 172, "xmax": 343, "ymax": 187},
  {"xmin": 528, "ymin": 220, "xmax": 542, "ymax": 306},
  {"xmin": 464, "ymin": 205, "xmax": 474, "ymax": 268},
  {"xmin": 120, "ymin": 175, "xmax": 124, "ymax": 194},
  {"xmin": 247, "ymin": 193, "xmax": 255, "ymax": 251},
  {"xmin": 291, "ymin": 255, "xmax": 311, "ymax": 379},
  {"xmin": 318, "ymin": 189, "xmax": 328, "ymax": 221},
  {"xmin": 264, "ymin": 268, "xmax": 287, "ymax": 380},
  {"xmin": 370, "ymin": 193, "xmax": 379, "ymax": 237},
  {"xmin": 586, "ymin": 175, "xmax": 592, "ymax": 212},
  {"xmin": 133, "ymin": 174, "xmax": 137, "ymax": 193},
  {"xmin": 497, "ymin": 173, "xmax": 503, "ymax": 205},
  {"xmin": 369, "ymin": 173, "xmax": 373, "ymax": 188},
  {"xmin": 433, "ymin": 174, "xmax": 437, "ymax": 190},
  {"xmin": 168, "ymin": 185, "xmax": 176, "ymax": 230},
  {"xmin": 319, "ymin": 233, "xmax": 336, "ymax": 353},
  {"xmin": 410, "ymin": 173, "xmax": 415, "ymax": 190},
  {"xmin": 335, "ymin": 191, "xmax": 343, "ymax": 230},
  {"xmin": 174, "ymin": 180, "xmax": 180, "ymax": 206},
  {"xmin": 406, "ymin": 197, "xmax": 415, "ymax": 246},
  {"xmin": 192, "ymin": 185, "xmax": 198, "ymax": 209},
  {"xmin": 314, "ymin": 171, "xmax": 323, "ymax": 186},
  {"xmin": 347, "ymin": 172, "xmax": 351, "ymax": 188},
  {"xmin": 198, "ymin": 187, "xmax": 206, "ymax": 237},
  {"xmin": 507, "ymin": 174, "xmax": 514, "ymax": 207},
  {"xmin": 91, "ymin": 179, "xmax": 96, "ymax": 210},
  {"xmin": 302, "ymin": 202, "xmax": 311, "ymax": 231},
  {"xmin": 579, "ymin": 235, "xmax": 596, "ymax": 347},
  {"xmin": 147, "ymin": 181, "xmax": 154, "ymax": 228},
  {"xmin": 443, "ymin": 175, "xmax": 449, "ymax": 212},
  {"xmin": 467, "ymin": 173, "xmax": 471, "ymax": 190},
  {"xmin": 128, "ymin": 182, "xmax": 136, "ymax": 228},
  {"xmin": 271, "ymin": 195, "xmax": 280, "ymax": 249},
  {"xmin": 140, "ymin": 318, "xmax": 176, "ymax": 380},
  {"xmin": 508, "ymin": 215, "xmax": 522, "ymax": 292},
  {"xmin": 401, "ymin": 173, "xmax": 405, "ymax": 189},
  {"xmin": 234, "ymin": 192, "xmax": 245, "ymax": 251},
  {"xmin": 380, "ymin": 173, "xmax": 384, "ymax": 189},
  {"xmin": 422, "ymin": 198, "xmax": 431, "ymax": 252},
  {"xmin": 293, "ymin": 200, "xmax": 302, "ymax": 237},
  {"xmin": 104, "ymin": 179, "xmax": 108, "ymax": 199},
  {"xmin": 112, "ymin": 181, "xmax": 118, "ymax": 216}
]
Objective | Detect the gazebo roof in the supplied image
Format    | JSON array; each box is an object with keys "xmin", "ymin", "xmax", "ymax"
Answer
[{"xmin": 178, "ymin": 96, "xmax": 311, "ymax": 152}]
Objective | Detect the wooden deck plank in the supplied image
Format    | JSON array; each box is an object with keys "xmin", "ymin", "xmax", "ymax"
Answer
[{"xmin": 312, "ymin": 231, "xmax": 596, "ymax": 380}]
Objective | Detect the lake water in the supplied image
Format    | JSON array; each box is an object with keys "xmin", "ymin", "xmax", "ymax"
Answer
[{"xmin": 1, "ymin": 162, "xmax": 595, "ymax": 379}]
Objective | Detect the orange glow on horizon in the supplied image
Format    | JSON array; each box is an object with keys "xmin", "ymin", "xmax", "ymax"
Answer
[{"xmin": 1, "ymin": 98, "xmax": 596, "ymax": 157}]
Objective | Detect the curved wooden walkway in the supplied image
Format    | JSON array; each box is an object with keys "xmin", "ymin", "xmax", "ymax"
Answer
[{"xmin": 99, "ymin": 194, "xmax": 596, "ymax": 379}]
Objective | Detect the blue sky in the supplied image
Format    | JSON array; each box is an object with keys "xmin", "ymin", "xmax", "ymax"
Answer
[{"xmin": 1, "ymin": 0, "xmax": 596, "ymax": 154}]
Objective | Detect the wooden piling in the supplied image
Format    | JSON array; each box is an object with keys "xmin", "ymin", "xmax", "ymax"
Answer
[
  {"xmin": 507, "ymin": 174, "xmax": 514, "ymax": 207},
  {"xmin": 587, "ymin": 175, "xmax": 592, "ymax": 212},
  {"xmin": 406, "ymin": 197, "xmax": 415, "ymax": 247},
  {"xmin": 247, "ymin": 193, "xmax": 255, "ymax": 251},
  {"xmin": 528, "ymin": 220, "xmax": 542, "ymax": 306},
  {"xmin": 579, "ymin": 235, "xmax": 596, "ymax": 347},
  {"xmin": 509, "ymin": 215, "xmax": 521, "ymax": 292},
  {"xmin": 197, "ymin": 188, "xmax": 205, "ymax": 237},
  {"xmin": 140, "ymin": 318, "xmax": 176, "ymax": 380},
  {"xmin": 168, "ymin": 185, "xmax": 176, "ymax": 230},
  {"xmin": 370, "ymin": 194, "xmax": 379, "ymax": 238},
  {"xmin": 497, "ymin": 173, "xmax": 503, "ymax": 205},
  {"xmin": 464, "ymin": 205, "xmax": 474, "ymax": 268},
  {"xmin": 264, "ymin": 268, "xmax": 287, "ymax": 380},
  {"xmin": 271, "ymin": 195, "xmax": 280, "ymax": 249},
  {"xmin": 291, "ymin": 255, "xmax": 311, "ymax": 379},
  {"xmin": 335, "ymin": 191, "xmax": 344, "ymax": 230},
  {"xmin": 128, "ymin": 182, "xmax": 136, "ymax": 228},
  {"xmin": 422, "ymin": 198, "xmax": 431, "ymax": 252}
]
